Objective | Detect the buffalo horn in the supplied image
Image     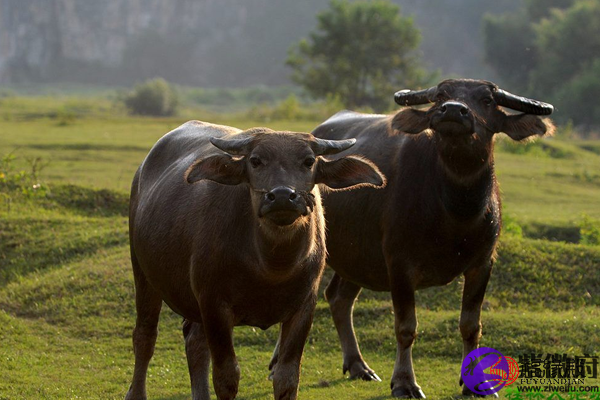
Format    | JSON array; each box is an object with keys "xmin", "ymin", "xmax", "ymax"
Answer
[
  {"xmin": 493, "ymin": 89, "xmax": 554, "ymax": 115},
  {"xmin": 311, "ymin": 138, "xmax": 356, "ymax": 155},
  {"xmin": 210, "ymin": 136, "xmax": 253, "ymax": 155},
  {"xmin": 394, "ymin": 86, "xmax": 438, "ymax": 106}
]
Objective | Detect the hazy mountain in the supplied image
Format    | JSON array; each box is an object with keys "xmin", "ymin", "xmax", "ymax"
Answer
[{"xmin": 0, "ymin": 0, "xmax": 521, "ymax": 87}]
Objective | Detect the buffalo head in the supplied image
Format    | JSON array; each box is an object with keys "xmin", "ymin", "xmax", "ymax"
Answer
[
  {"xmin": 391, "ymin": 79, "xmax": 555, "ymax": 141},
  {"xmin": 185, "ymin": 129, "xmax": 385, "ymax": 227}
]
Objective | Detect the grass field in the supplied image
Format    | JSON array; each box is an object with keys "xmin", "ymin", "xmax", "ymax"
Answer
[{"xmin": 0, "ymin": 95, "xmax": 599, "ymax": 399}]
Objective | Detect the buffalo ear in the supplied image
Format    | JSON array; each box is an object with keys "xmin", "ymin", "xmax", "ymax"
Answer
[
  {"xmin": 316, "ymin": 156, "xmax": 386, "ymax": 190},
  {"xmin": 502, "ymin": 114, "xmax": 556, "ymax": 141},
  {"xmin": 185, "ymin": 154, "xmax": 247, "ymax": 185},
  {"xmin": 391, "ymin": 108, "xmax": 430, "ymax": 134}
]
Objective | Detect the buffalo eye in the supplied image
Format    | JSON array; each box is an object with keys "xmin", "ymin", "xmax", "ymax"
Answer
[
  {"xmin": 249, "ymin": 156, "xmax": 262, "ymax": 168},
  {"xmin": 483, "ymin": 97, "xmax": 493, "ymax": 106},
  {"xmin": 304, "ymin": 157, "xmax": 316, "ymax": 168}
]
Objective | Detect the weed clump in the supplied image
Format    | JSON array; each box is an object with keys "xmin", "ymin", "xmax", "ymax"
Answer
[
  {"xmin": 0, "ymin": 151, "xmax": 49, "ymax": 198},
  {"xmin": 124, "ymin": 78, "xmax": 179, "ymax": 117},
  {"xmin": 580, "ymin": 214, "xmax": 600, "ymax": 246},
  {"xmin": 502, "ymin": 214, "xmax": 523, "ymax": 238}
]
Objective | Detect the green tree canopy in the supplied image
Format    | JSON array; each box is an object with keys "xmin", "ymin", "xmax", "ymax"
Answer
[
  {"xmin": 483, "ymin": 0, "xmax": 600, "ymax": 128},
  {"xmin": 532, "ymin": 1, "xmax": 600, "ymax": 95},
  {"xmin": 287, "ymin": 0, "xmax": 430, "ymax": 112}
]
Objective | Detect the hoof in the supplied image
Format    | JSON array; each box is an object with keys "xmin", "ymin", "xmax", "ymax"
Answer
[
  {"xmin": 344, "ymin": 360, "xmax": 382, "ymax": 382},
  {"xmin": 350, "ymin": 368, "xmax": 382, "ymax": 382},
  {"xmin": 391, "ymin": 386, "xmax": 426, "ymax": 398}
]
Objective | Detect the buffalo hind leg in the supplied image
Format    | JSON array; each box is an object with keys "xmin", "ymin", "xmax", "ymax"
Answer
[
  {"xmin": 183, "ymin": 319, "xmax": 211, "ymax": 400},
  {"xmin": 125, "ymin": 257, "xmax": 163, "ymax": 400},
  {"xmin": 389, "ymin": 277, "xmax": 425, "ymax": 399},
  {"xmin": 325, "ymin": 273, "xmax": 381, "ymax": 382},
  {"xmin": 459, "ymin": 260, "xmax": 495, "ymax": 397}
]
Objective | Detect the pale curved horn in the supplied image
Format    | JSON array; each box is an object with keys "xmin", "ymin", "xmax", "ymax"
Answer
[
  {"xmin": 209, "ymin": 136, "xmax": 253, "ymax": 155},
  {"xmin": 311, "ymin": 138, "xmax": 356, "ymax": 155}
]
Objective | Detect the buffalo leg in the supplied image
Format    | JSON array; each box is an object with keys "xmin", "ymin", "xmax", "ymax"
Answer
[
  {"xmin": 183, "ymin": 319, "xmax": 211, "ymax": 400},
  {"xmin": 125, "ymin": 258, "xmax": 163, "ymax": 400},
  {"xmin": 389, "ymin": 278, "xmax": 425, "ymax": 399},
  {"xmin": 271, "ymin": 295, "xmax": 317, "ymax": 400},
  {"xmin": 459, "ymin": 260, "xmax": 494, "ymax": 397},
  {"xmin": 325, "ymin": 273, "xmax": 381, "ymax": 381},
  {"xmin": 200, "ymin": 303, "xmax": 239, "ymax": 400},
  {"xmin": 268, "ymin": 328, "xmax": 282, "ymax": 380}
]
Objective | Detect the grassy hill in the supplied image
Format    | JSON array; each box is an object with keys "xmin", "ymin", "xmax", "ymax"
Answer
[
  {"xmin": 1, "ymin": 186, "xmax": 598, "ymax": 399},
  {"xmin": 0, "ymin": 96, "xmax": 599, "ymax": 399}
]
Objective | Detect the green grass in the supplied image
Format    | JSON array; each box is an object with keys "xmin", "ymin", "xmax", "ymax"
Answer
[
  {"xmin": 0, "ymin": 96, "xmax": 599, "ymax": 399},
  {"xmin": 0, "ymin": 193, "xmax": 598, "ymax": 399},
  {"xmin": 1, "ymin": 95, "xmax": 599, "ymax": 226}
]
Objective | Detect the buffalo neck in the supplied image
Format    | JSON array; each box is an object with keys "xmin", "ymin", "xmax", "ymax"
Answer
[{"xmin": 434, "ymin": 133, "xmax": 497, "ymax": 219}]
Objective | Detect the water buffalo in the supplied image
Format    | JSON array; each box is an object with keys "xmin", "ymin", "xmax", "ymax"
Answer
[
  {"xmin": 311, "ymin": 79, "xmax": 554, "ymax": 398},
  {"xmin": 124, "ymin": 121, "xmax": 385, "ymax": 400}
]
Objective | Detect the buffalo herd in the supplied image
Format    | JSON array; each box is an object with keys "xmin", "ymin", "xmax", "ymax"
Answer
[{"xmin": 125, "ymin": 79, "xmax": 554, "ymax": 399}]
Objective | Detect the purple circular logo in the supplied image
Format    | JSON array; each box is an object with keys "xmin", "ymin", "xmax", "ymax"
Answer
[{"xmin": 461, "ymin": 347, "xmax": 509, "ymax": 395}]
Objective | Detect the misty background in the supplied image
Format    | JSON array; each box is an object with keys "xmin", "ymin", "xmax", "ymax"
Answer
[{"xmin": 0, "ymin": 0, "xmax": 521, "ymax": 87}]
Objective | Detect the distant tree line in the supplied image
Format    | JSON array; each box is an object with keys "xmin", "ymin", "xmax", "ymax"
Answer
[{"xmin": 483, "ymin": 0, "xmax": 600, "ymax": 128}]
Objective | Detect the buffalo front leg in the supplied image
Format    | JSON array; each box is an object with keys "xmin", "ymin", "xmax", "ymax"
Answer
[
  {"xmin": 125, "ymin": 258, "xmax": 163, "ymax": 400},
  {"xmin": 268, "ymin": 328, "xmax": 281, "ymax": 381},
  {"xmin": 183, "ymin": 319, "xmax": 211, "ymax": 400},
  {"xmin": 389, "ymin": 278, "xmax": 425, "ymax": 399},
  {"xmin": 459, "ymin": 260, "xmax": 494, "ymax": 397},
  {"xmin": 271, "ymin": 295, "xmax": 318, "ymax": 400},
  {"xmin": 200, "ymin": 302, "xmax": 240, "ymax": 400},
  {"xmin": 324, "ymin": 273, "xmax": 381, "ymax": 381}
]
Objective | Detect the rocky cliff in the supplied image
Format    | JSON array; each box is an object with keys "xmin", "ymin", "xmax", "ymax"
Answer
[{"xmin": 0, "ymin": 0, "xmax": 520, "ymax": 87}]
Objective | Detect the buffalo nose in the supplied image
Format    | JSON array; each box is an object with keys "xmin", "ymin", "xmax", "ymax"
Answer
[
  {"xmin": 265, "ymin": 186, "xmax": 297, "ymax": 202},
  {"xmin": 440, "ymin": 101, "xmax": 469, "ymax": 116}
]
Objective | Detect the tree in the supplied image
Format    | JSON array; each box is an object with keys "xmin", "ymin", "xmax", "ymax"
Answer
[
  {"xmin": 531, "ymin": 0, "xmax": 600, "ymax": 96},
  {"xmin": 482, "ymin": 0, "xmax": 575, "ymax": 93},
  {"xmin": 482, "ymin": 13, "xmax": 536, "ymax": 91},
  {"xmin": 483, "ymin": 0, "xmax": 600, "ymax": 128},
  {"xmin": 287, "ymin": 0, "xmax": 430, "ymax": 112}
]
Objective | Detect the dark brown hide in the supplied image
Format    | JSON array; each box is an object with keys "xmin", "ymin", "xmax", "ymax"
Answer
[
  {"xmin": 124, "ymin": 121, "xmax": 385, "ymax": 400},
  {"xmin": 310, "ymin": 79, "xmax": 554, "ymax": 398}
]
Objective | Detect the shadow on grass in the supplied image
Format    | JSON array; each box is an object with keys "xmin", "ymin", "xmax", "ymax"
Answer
[
  {"xmin": 305, "ymin": 377, "xmax": 349, "ymax": 390},
  {"xmin": 154, "ymin": 379, "xmax": 351, "ymax": 399},
  {"xmin": 26, "ymin": 143, "xmax": 149, "ymax": 153},
  {"xmin": 0, "ymin": 218, "xmax": 128, "ymax": 286},
  {"xmin": 48, "ymin": 184, "xmax": 129, "ymax": 217},
  {"xmin": 521, "ymin": 222, "xmax": 580, "ymax": 243},
  {"xmin": 238, "ymin": 391, "xmax": 277, "ymax": 400},
  {"xmin": 155, "ymin": 391, "xmax": 275, "ymax": 400},
  {"xmin": 579, "ymin": 143, "xmax": 600, "ymax": 156}
]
